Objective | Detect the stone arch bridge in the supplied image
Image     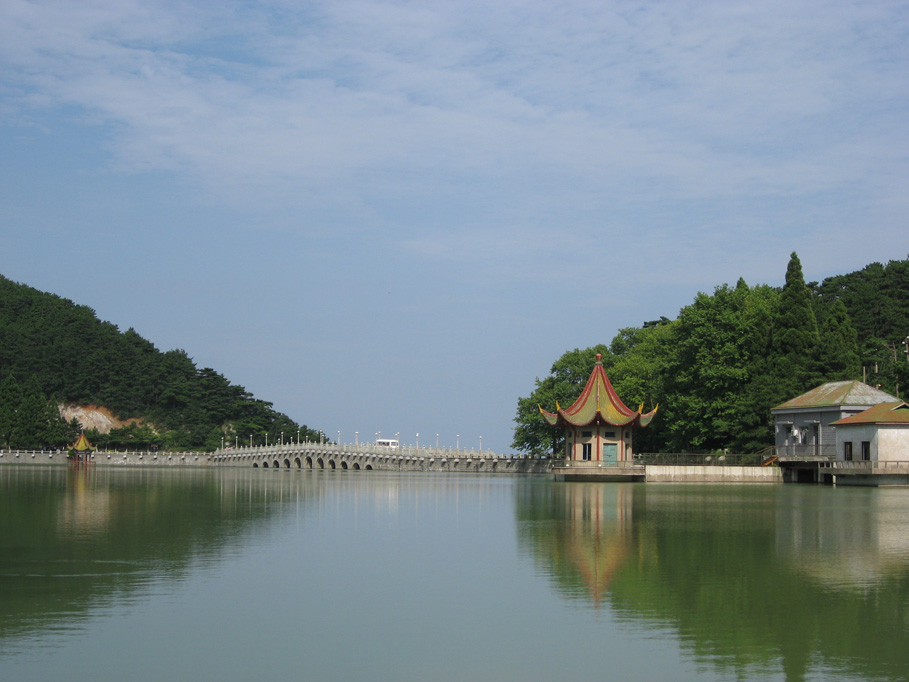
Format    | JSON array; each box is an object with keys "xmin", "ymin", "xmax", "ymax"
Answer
[{"xmin": 213, "ymin": 442, "xmax": 551, "ymax": 474}]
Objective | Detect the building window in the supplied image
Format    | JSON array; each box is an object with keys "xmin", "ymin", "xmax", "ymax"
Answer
[
  {"xmin": 582, "ymin": 431, "xmax": 592, "ymax": 438},
  {"xmin": 861, "ymin": 441, "xmax": 871, "ymax": 461},
  {"xmin": 603, "ymin": 431, "xmax": 615, "ymax": 438},
  {"xmin": 582, "ymin": 443, "xmax": 591, "ymax": 461},
  {"xmin": 844, "ymin": 442, "xmax": 853, "ymax": 461}
]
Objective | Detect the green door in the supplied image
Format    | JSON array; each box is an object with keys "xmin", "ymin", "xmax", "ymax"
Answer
[{"xmin": 603, "ymin": 443, "xmax": 618, "ymax": 465}]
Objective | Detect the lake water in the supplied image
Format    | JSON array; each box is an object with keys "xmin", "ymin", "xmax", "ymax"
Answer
[{"xmin": 1, "ymin": 466, "xmax": 908, "ymax": 682}]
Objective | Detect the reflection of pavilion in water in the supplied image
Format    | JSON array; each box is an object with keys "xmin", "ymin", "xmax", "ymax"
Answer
[
  {"xmin": 544, "ymin": 483, "xmax": 639, "ymax": 608},
  {"xmin": 57, "ymin": 468, "xmax": 111, "ymax": 536}
]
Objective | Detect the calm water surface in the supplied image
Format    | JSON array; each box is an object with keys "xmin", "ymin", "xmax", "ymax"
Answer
[{"xmin": 1, "ymin": 466, "xmax": 908, "ymax": 682}]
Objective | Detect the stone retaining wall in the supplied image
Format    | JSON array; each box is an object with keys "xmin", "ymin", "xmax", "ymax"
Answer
[{"xmin": 645, "ymin": 465, "xmax": 782, "ymax": 483}]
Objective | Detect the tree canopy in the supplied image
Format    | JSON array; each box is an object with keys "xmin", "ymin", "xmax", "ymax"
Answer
[
  {"xmin": 0, "ymin": 275, "xmax": 322, "ymax": 450},
  {"xmin": 514, "ymin": 256, "xmax": 907, "ymax": 454}
]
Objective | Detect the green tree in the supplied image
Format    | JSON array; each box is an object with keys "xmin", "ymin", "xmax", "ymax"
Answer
[
  {"xmin": 513, "ymin": 346, "xmax": 610, "ymax": 455},
  {"xmin": 0, "ymin": 375, "xmax": 23, "ymax": 447},
  {"xmin": 772, "ymin": 252, "xmax": 821, "ymax": 398},
  {"xmin": 9, "ymin": 378, "xmax": 67, "ymax": 449},
  {"xmin": 661, "ymin": 281, "xmax": 778, "ymax": 452},
  {"xmin": 818, "ymin": 299, "xmax": 861, "ymax": 381},
  {"xmin": 607, "ymin": 322, "xmax": 673, "ymax": 453}
]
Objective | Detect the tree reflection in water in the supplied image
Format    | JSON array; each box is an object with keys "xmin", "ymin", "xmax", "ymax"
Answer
[{"xmin": 515, "ymin": 482, "xmax": 909, "ymax": 682}]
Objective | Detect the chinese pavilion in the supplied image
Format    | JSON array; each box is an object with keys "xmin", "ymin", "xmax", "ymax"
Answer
[
  {"xmin": 540, "ymin": 354, "xmax": 657, "ymax": 465},
  {"xmin": 70, "ymin": 432, "xmax": 94, "ymax": 466}
]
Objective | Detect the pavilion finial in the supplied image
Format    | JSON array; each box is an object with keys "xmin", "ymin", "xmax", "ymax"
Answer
[{"xmin": 595, "ymin": 353, "xmax": 602, "ymax": 364}]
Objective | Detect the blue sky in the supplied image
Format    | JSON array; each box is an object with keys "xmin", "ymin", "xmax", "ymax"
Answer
[{"xmin": 1, "ymin": 0, "xmax": 907, "ymax": 453}]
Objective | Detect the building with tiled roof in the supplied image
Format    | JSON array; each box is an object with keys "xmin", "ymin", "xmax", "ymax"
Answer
[
  {"xmin": 831, "ymin": 402, "xmax": 909, "ymax": 462},
  {"xmin": 540, "ymin": 354, "xmax": 657, "ymax": 464},
  {"xmin": 771, "ymin": 380, "xmax": 898, "ymax": 458}
]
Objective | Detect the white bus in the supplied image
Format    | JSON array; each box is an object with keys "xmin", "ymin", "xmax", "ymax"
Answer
[{"xmin": 375, "ymin": 438, "xmax": 399, "ymax": 450}]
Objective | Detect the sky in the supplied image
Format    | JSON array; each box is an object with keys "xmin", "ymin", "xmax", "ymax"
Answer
[{"xmin": 1, "ymin": 0, "xmax": 907, "ymax": 453}]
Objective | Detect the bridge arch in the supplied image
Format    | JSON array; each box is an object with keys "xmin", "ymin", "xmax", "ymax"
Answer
[
  {"xmin": 329, "ymin": 460, "xmax": 336, "ymax": 469},
  {"xmin": 294, "ymin": 457, "xmax": 302, "ymax": 468},
  {"xmin": 283, "ymin": 458, "xmax": 291, "ymax": 469},
  {"xmin": 273, "ymin": 460, "xmax": 281, "ymax": 469},
  {"xmin": 306, "ymin": 456, "xmax": 313, "ymax": 469},
  {"xmin": 317, "ymin": 457, "xmax": 325, "ymax": 469},
  {"xmin": 353, "ymin": 462, "xmax": 360, "ymax": 470},
  {"xmin": 341, "ymin": 461, "xmax": 348, "ymax": 470}
]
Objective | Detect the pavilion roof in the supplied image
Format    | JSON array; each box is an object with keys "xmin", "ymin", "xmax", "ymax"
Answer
[
  {"xmin": 540, "ymin": 354, "xmax": 657, "ymax": 429},
  {"xmin": 832, "ymin": 401, "xmax": 909, "ymax": 426},
  {"xmin": 73, "ymin": 432, "xmax": 94, "ymax": 451}
]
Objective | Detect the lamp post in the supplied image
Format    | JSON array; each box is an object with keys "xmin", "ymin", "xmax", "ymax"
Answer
[
  {"xmin": 337, "ymin": 430, "xmax": 341, "ymax": 446},
  {"xmin": 416, "ymin": 433, "xmax": 420, "ymax": 450},
  {"xmin": 479, "ymin": 436, "xmax": 482, "ymax": 453},
  {"xmin": 355, "ymin": 431, "xmax": 359, "ymax": 446},
  {"xmin": 457, "ymin": 434, "xmax": 460, "ymax": 450},
  {"xmin": 265, "ymin": 433, "xmax": 268, "ymax": 447}
]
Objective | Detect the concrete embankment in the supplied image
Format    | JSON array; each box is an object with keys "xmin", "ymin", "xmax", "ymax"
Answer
[{"xmin": 645, "ymin": 465, "xmax": 782, "ymax": 483}]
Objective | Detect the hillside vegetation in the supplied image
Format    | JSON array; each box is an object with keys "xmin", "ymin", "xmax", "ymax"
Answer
[
  {"xmin": 0, "ymin": 275, "xmax": 322, "ymax": 451},
  {"xmin": 514, "ymin": 254, "xmax": 909, "ymax": 455}
]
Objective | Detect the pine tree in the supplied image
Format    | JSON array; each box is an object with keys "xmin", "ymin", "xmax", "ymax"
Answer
[
  {"xmin": 819, "ymin": 299, "xmax": 861, "ymax": 381},
  {"xmin": 773, "ymin": 252, "xmax": 821, "ymax": 398},
  {"xmin": 0, "ymin": 375, "xmax": 23, "ymax": 447},
  {"xmin": 9, "ymin": 378, "xmax": 68, "ymax": 449}
]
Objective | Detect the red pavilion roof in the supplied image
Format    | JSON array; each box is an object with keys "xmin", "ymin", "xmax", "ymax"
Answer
[{"xmin": 539, "ymin": 354, "xmax": 658, "ymax": 429}]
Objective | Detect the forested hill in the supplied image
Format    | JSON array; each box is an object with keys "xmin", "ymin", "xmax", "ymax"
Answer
[
  {"xmin": 0, "ymin": 275, "xmax": 322, "ymax": 451},
  {"xmin": 514, "ymin": 255, "xmax": 909, "ymax": 456}
]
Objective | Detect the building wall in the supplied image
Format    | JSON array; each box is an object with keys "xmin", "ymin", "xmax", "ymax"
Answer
[
  {"xmin": 878, "ymin": 426, "xmax": 909, "ymax": 462},
  {"xmin": 835, "ymin": 424, "xmax": 876, "ymax": 461},
  {"xmin": 834, "ymin": 424, "xmax": 909, "ymax": 462},
  {"xmin": 564, "ymin": 424, "xmax": 631, "ymax": 462},
  {"xmin": 773, "ymin": 407, "xmax": 866, "ymax": 457}
]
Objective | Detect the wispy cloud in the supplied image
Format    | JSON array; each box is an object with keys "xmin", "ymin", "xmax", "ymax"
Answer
[
  {"xmin": 5, "ymin": 1, "xmax": 906, "ymax": 207},
  {"xmin": 2, "ymin": 0, "xmax": 907, "ymax": 451},
  {"xmin": 2, "ymin": 0, "xmax": 907, "ymax": 287}
]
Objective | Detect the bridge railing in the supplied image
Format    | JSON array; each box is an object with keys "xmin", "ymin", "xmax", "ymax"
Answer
[
  {"xmin": 213, "ymin": 441, "xmax": 538, "ymax": 460},
  {"xmin": 0, "ymin": 449, "xmax": 211, "ymax": 464}
]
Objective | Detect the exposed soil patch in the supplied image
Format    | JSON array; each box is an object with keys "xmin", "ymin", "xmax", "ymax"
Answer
[{"xmin": 58, "ymin": 404, "xmax": 142, "ymax": 434}]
